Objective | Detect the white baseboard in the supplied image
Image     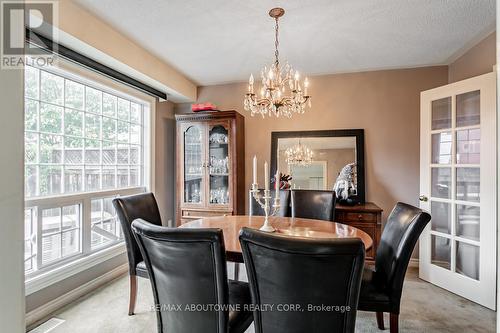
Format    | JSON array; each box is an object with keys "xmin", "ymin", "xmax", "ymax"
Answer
[
  {"xmin": 26, "ymin": 263, "xmax": 128, "ymax": 329},
  {"xmin": 409, "ymin": 258, "xmax": 420, "ymax": 268}
]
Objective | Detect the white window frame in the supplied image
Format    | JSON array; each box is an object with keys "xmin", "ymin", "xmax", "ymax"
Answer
[{"xmin": 24, "ymin": 58, "xmax": 157, "ymax": 295}]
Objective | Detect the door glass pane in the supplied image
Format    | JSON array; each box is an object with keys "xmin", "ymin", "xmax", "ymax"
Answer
[
  {"xmin": 456, "ymin": 128, "xmax": 480, "ymax": 164},
  {"xmin": 431, "ymin": 168, "xmax": 451, "ymax": 199},
  {"xmin": 431, "ymin": 97, "xmax": 451, "ymax": 130},
  {"xmin": 456, "ymin": 168, "xmax": 480, "ymax": 202},
  {"xmin": 432, "ymin": 132, "xmax": 452, "ymax": 164},
  {"xmin": 456, "ymin": 90, "xmax": 480, "ymax": 127},
  {"xmin": 456, "ymin": 204, "xmax": 480, "ymax": 241},
  {"xmin": 431, "ymin": 235, "xmax": 451, "ymax": 270},
  {"xmin": 456, "ymin": 242, "xmax": 479, "ymax": 280},
  {"xmin": 184, "ymin": 126, "xmax": 203, "ymax": 204},
  {"xmin": 209, "ymin": 125, "xmax": 229, "ymax": 205},
  {"xmin": 431, "ymin": 201, "xmax": 451, "ymax": 234}
]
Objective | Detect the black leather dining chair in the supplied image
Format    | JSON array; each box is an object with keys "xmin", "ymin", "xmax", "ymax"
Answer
[
  {"xmin": 291, "ymin": 189, "xmax": 336, "ymax": 221},
  {"xmin": 239, "ymin": 227, "xmax": 365, "ymax": 333},
  {"xmin": 113, "ymin": 192, "xmax": 162, "ymax": 315},
  {"xmin": 249, "ymin": 189, "xmax": 291, "ymax": 217},
  {"xmin": 131, "ymin": 219, "xmax": 253, "ymax": 333},
  {"xmin": 357, "ymin": 202, "xmax": 431, "ymax": 333}
]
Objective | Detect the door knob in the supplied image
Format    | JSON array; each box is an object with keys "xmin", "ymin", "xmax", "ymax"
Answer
[{"xmin": 419, "ymin": 195, "xmax": 428, "ymax": 202}]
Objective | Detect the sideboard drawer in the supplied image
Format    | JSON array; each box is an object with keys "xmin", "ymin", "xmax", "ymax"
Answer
[
  {"xmin": 335, "ymin": 202, "xmax": 382, "ymax": 263},
  {"xmin": 182, "ymin": 210, "xmax": 232, "ymax": 219},
  {"xmin": 343, "ymin": 212, "xmax": 377, "ymax": 223}
]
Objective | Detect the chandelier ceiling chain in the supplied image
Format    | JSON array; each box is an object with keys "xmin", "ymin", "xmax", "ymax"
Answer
[
  {"xmin": 274, "ymin": 16, "xmax": 279, "ymax": 67},
  {"xmin": 243, "ymin": 7, "xmax": 311, "ymax": 118}
]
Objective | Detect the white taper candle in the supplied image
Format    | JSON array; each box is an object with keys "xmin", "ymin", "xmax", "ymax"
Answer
[
  {"xmin": 275, "ymin": 170, "xmax": 280, "ymax": 195},
  {"xmin": 264, "ymin": 161, "xmax": 269, "ymax": 191},
  {"xmin": 253, "ymin": 155, "xmax": 257, "ymax": 184}
]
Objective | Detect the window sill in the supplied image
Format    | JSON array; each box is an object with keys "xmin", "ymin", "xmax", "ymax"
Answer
[{"xmin": 25, "ymin": 243, "xmax": 127, "ymax": 296}]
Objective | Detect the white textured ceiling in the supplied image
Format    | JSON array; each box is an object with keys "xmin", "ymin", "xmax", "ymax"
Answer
[{"xmin": 75, "ymin": 0, "xmax": 495, "ymax": 86}]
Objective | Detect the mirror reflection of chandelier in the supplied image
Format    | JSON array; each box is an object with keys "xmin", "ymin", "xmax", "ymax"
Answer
[
  {"xmin": 243, "ymin": 7, "xmax": 311, "ymax": 118},
  {"xmin": 285, "ymin": 140, "xmax": 314, "ymax": 166}
]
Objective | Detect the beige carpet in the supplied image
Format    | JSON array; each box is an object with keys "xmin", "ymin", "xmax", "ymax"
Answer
[{"xmin": 40, "ymin": 267, "xmax": 495, "ymax": 333}]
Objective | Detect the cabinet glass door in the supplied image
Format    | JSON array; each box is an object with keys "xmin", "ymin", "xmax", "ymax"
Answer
[
  {"xmin": 208, "ymin": 123, "xmax": 230, "ymax": 206},
  {"xmin": 183, "ymin": 125, "xmax": 205, "ymax": 205}
]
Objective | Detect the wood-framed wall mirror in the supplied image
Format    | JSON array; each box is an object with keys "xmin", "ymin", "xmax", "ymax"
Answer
[{"xmin": 270, "ymin": 129, "xmax": 365, "ymax": 204}]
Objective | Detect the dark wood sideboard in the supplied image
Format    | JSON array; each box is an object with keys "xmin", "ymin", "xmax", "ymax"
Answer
[{"xmin": 335, "ymin": 202, "xmax": 382, "ymax": 261}]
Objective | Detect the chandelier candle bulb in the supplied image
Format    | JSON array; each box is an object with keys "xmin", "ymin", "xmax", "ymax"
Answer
[{"xmin": 249, "ymin": 74, "xmax": 254, "ymax": 93}]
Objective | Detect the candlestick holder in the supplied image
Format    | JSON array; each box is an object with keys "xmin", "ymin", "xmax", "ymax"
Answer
[{"xmin": 251, "ymin": 183, "xmax": 281, "ymax": 232}]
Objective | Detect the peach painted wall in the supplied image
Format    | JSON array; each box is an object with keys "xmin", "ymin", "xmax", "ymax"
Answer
[
  {"xmin": 449, "ymin": 32, "xmax": 496, "ymax": 83},
  {"xmin": 155, "ymin": 101, "xmax": 176, "ymax": 227},
  {"xmin": 176, "ymin": 66, "xmax": 449, "ymax": 222}
]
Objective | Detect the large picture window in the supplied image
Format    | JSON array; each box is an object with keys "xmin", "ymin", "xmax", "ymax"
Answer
[{"xmin": 24, "ymin": 63, "xmax": 150, "ymax": 279}]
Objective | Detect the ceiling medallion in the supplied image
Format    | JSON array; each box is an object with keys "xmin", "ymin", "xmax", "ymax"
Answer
[
  {"xmin": 243, "ymin": 7, "xmax": 311, "ymax": 118},
  {"xmin": 285, "ymin": 140, "xmax": 314, "ymax": 167}
]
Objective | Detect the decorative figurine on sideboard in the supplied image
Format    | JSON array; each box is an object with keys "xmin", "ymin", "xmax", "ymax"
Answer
[{"xmin": 334, "ymin": 162, "xmax": 357, "ymax": 205}]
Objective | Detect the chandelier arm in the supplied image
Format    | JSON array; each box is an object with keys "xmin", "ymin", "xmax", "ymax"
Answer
[{"xmin": 255, "ymin": 98, "xmax": 273, "ymax": 107}]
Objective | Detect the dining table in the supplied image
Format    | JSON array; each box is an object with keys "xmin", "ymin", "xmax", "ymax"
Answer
[{"xmin": 179, "ymin": 215, "xmax": 373, "ymax": 263}]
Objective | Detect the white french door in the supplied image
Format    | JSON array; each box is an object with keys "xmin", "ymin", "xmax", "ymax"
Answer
[{"xmin": 419, "ymin": 72, "xmax": 496, "ymax": 309}]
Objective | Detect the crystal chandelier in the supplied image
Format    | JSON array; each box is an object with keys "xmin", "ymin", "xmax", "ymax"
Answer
[
  {"xmin": 243, "ymin": 7, "xmax": 311, "ymax": 118},
  {"xmin": 285, "ymin": 140, "xmax": 314, "ymax": 166}
]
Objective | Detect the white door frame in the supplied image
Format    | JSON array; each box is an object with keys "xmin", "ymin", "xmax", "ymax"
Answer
[{"xmin": 419, "ymin": 72, "xmax": 497, "ymax": 310}]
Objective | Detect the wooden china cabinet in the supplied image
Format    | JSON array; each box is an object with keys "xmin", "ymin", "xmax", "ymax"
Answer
[{"xmin": 175, "ymin": 111, "xmax": 245, "ymax": 226}]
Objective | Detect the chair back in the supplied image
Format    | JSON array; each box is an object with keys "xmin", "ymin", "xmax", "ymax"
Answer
[
  {"xmin": 291, "ymin": 189, "xmax": 336, "ymax": 221},
  {"xmin": 132, "ymin": 219, "xmax": 230, "ymax": 333},
  {"xmin": 375, "ymin": 202, "xmax": 431, "ymax": 300},
  {"xmin": 239, "ymin": 228, "xmax": 365, "ymax": 333},
  {"xmin": 249, "ymin": 189, "xmax": 291, "ymax": 217},
  {"xmin": 113, "ymin": 192, "xmax": 162, "ymax": 276}
]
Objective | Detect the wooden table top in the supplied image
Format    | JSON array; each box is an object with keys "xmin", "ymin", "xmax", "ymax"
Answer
[{"xmin": 179, "ymin": 215, "xmax": 373, "ymax": 263}]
